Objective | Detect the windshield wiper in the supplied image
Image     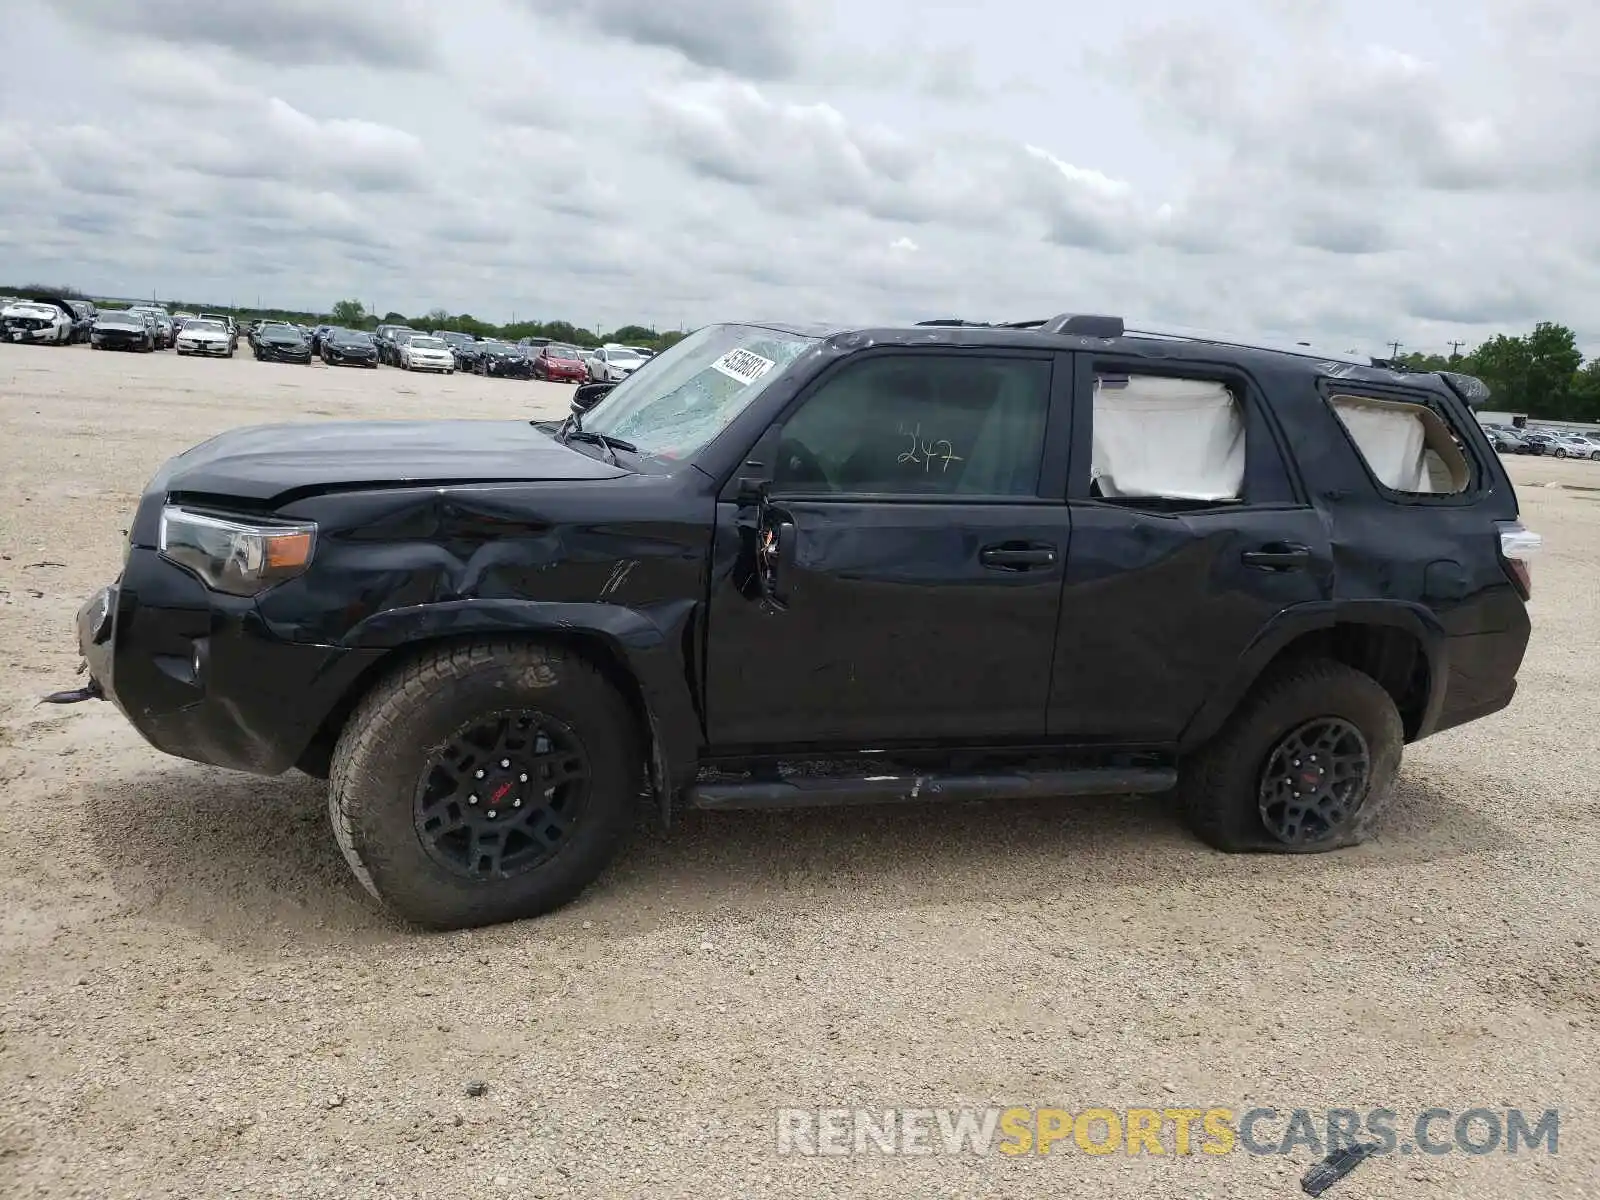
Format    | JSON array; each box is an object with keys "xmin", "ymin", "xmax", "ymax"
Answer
[{"xmin": 563, "ymin": 430, "xmax": 638, "ymax": 466}]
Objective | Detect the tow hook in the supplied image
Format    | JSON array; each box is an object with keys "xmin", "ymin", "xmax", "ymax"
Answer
[{"xmin": 42, "ymin": 661, "xmax": 105, "ymax": 705}]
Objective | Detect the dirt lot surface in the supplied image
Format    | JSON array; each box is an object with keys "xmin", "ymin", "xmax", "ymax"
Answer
[{"xmin": 2, "ymin": 343, "xmax": 1597, "ymax": 1199}]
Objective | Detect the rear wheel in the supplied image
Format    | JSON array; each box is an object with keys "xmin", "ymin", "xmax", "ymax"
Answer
[
  {"xmin": 328, "ymin": 640, "xmax": 642, "ymax": 929},
  {"xmin": 1178, "ymin": 659, "xmax": 1402, "ymax": 854}
]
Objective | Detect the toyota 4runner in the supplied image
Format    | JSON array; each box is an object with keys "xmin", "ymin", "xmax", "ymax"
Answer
[{"xmin": 58, "ymin": 314, "xmax": 1539, "ymax": 929}]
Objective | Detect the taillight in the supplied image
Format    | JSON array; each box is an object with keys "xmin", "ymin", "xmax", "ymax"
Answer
[{"xmin": 1496, "ymin": 521, "xmax": 1541, "ymax": 599}]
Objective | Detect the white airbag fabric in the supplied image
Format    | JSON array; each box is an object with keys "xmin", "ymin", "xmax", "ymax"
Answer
[
  {"xmin": 1329, "ymin": 395, "xmax": 1440, "ymax": 493},
  {"xmin": 1092, "ymin": 375, "xmax": 1244, "ymax": 501}
]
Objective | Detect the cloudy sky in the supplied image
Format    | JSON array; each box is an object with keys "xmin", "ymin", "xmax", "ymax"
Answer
[{"xmin": 1, "ymin": 0, "xmax": 1595, "ymax": 354}]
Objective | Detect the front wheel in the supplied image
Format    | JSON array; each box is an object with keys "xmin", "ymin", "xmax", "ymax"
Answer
[
  {"xmin": 1177, "ymin": 659, "xmax": 1402, "ymax": 854},
  {"xmin": 328, "ymin": 641, "xmax": 642, "ymax": 929},
  {"xmin": 1554, "ymin": 448, "xmax": 1567, "ymax": 458}
]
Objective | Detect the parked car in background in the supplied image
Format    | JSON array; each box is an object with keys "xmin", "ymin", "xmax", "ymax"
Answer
[
  {"xmin": 589, "ymin": 344, "xmax": 645, "ymax": 382},
  {"xmin": 322, "ymin": 328, "xmax": 378, "ymax": 368},
  {"xmin": 471, "ymin": 340, "xmax": 533, "ymax": 378},
  {"xmin": 399, "ymin": 334, "xmax": 455, "ymax": 373},
  {"xmin": 90, "ymin": 309, "xmax": 156, "ymax": 352},
  {"xmin": 1548, "ymin": 433, "xmax": 1600, "ymax": 460},
  {"xmin": 66, "ymin": 300, "xmax": 98, "ymax": 342},
  {"xmin": 434, "ymin": 330, "xmax": 477, "ymax": 357},
  {"xmin": 310, "ymin": 324, "xmax": 334, "ymax": 355},
  {"xmin": 1518, "ymin": 430, "xmax": 1560, "ymax": 453},
  {"xmin": 451, "ymin": 338, "xmax": 488, "ymax": 373},
  {"xmin": 516, "ymin": 336, "xmax": 551, "ymax": 351},
  {"xmin": 254, "ymin": 322, "xmax": 314, "ymax": 364},
  {"xmin": 374, "ymin": 325, "xmax": 418, "ymax": 365},
  {"xmin": 2, "ymin": 297, "xmax": 76, "ymax": 344},
  {"xmin": 198, "ymin": 313, "xmax": 239, "ymax": 351},
  {"xmin": 1485, "ymin": 427, "xmax": 1540, "ymax": 455},
  {"xmin": 531, "ymin": 342, "xmax": 589, "ymax": 382},
  {"xmin": 174, "ymin": 317, "xmax": 234, "ymax": 357}
]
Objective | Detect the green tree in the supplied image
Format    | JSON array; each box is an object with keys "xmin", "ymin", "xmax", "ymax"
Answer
[
  {"xmin": 1467, "ymin": 323, "xmax": 1582, "ymax": 417},
  {"xmin": 330, "ymin": 299, "xmax": 366, "ymax": 325},
  {"xmin": 1569, "ymin": 359, "xmax": 1600, "ymax": 422}
]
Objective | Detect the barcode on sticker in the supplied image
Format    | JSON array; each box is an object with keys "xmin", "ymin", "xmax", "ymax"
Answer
[{"xmin": 710, "ymin": 348, "xmax": 776, "ymax": 386}]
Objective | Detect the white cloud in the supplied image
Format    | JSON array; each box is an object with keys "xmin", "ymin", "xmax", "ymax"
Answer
[{"xmin": 0, "ymin": 0, "xmax": 1595, "ymax": 354}]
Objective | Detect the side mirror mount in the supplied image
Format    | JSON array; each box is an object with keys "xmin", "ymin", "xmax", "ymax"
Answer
[
  {"xmin": 758, "ymin": 518, "xmax": 797, "ymax": 605},
  {"xmin": 571, "ymin": 381, "xmax": 615, "ymax": 416}
]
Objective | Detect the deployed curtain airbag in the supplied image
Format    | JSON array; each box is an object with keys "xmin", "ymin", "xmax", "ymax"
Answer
[{"xmin": 1091, "ymin": 375, "xmax": 1245, "ymax": 501}]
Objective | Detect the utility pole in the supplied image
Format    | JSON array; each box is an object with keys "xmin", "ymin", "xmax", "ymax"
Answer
[
  {"xmin": 1448, "ymin": 340, "xmax": 1465, "ymax": 359},
  {"xmin": 1387, "ymin": 340, "xmax": 1403, "ymax": 359}
]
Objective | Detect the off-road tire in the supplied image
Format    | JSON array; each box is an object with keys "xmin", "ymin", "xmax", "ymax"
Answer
[
  {"xmin": 1177, "ymin": 658, "xmax": 1402, "ymax": 854},
  {"xmin": 328, "ymin": 640, "xmax": 641, "ymax": 929}
]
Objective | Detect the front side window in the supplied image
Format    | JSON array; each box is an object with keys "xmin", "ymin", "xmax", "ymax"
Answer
[
  {"xmin": 771, "ymin": 353, "xmax": 1051, "ymax": 497},
  {"xmin": 582, "ymin": 323, "xmax": 818, "ymax": 460}
]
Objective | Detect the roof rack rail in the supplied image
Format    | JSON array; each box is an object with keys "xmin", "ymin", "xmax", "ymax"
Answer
[
  {"xmin": 914, "ymin": 318, "xmax": 989, "ymax": 327},
  {"xmin": 1122, "ymin": 324, "xmax": 1367, "ymax": 366},
  {"xmin": 1038, "ymin": 313, "xmax": 1125, "ymax": 337}
]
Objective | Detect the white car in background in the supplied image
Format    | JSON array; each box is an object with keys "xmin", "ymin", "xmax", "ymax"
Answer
[
  {"xmin": 399, "ymin": 335, "xmax": 456, "ymax": 373},
  {"xmin": 174, "ymin": 318, "xmax": 234, "ymax": 357},
  {"xmin": 2, "ymin": 298, "xmax": 75, "ymax": 344},
  {"xmin": 589, "ymin": 344, "xmax": 644, "ymax": 382},
  {"xmin": 1550, "ymin": 433, "xmax": 1600, "ymax": 460}
]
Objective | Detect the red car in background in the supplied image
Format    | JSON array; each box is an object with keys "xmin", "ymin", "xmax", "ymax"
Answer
[{"xmin": 531, "ymin": 343, "xmax": 589, "ymax": 383}]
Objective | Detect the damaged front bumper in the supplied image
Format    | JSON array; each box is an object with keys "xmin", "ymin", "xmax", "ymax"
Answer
[
  {"xmin": 42, "ymin": 584, "xmax": 117, "ymax": 704},
  {"xmin": 50, "ymin": 555, "xmax": 383, "ymax": 776}
]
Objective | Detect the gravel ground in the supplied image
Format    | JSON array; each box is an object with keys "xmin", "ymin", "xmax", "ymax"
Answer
[{"xmin": 1, "ymin": 343, "xmax": 1597, "ymax": 1199}]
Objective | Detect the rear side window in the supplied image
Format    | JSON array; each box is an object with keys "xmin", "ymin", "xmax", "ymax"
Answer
[
  {"xmin": 1090, "ymin": 373, "xmax": 1245, "ymax": 503},
  {"xmin": 1329, "ymin": 394, "xmax": 1473, "ymax": 495}
]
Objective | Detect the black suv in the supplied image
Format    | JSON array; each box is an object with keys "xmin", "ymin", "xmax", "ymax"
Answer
[{"xmin": 59, "ymin": 315, "xmax": 1538, "ymax": 929}]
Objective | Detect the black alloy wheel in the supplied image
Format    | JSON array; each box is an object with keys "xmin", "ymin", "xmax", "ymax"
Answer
[
  {"xmin": 1256, "ymin": 717, "xmax": 1371, "ymax": 847},
  {"xmin": 414, "ymin": 710, "xmax": 591, "ymax": 881}
]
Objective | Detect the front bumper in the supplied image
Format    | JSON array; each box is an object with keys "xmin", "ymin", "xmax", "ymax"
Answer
[
  {"xmin": 4, "ymin": 324, "xmax": 60, "ymax": 343},
  {"xmin": 74, "ymin": 550, "xmax": 383, "ymax": 776},
  {"xmin": 93, "ymin": 332, "xmax": 149, "ymax": 350},
  {"xmin": 177, "ymin": 341, "xmax": 230, "ymax": 355},
  {"xmin": 258, "ymin": 345, "xmax": 312, "ymax": 362}
]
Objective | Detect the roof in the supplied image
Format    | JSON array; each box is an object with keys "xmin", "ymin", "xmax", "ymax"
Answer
[{"xmin": 731, "ymin": 314, "xmax": 1478, "ymax": 400}]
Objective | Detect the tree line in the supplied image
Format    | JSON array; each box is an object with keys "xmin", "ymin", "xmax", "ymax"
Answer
[{"xmin": 1396, "ymin": 322, "xmax": 1597, "ymax": 420}]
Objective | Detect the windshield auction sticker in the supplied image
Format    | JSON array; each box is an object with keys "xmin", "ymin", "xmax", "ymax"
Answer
[{"xmin": 710, "ymin": 347, "xmax": 776, "ymax": 386}]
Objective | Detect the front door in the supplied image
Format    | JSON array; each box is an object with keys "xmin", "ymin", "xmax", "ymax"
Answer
[{"xmin": 706, "ymin": 348, "xmax": 1071, "ymax": 750}]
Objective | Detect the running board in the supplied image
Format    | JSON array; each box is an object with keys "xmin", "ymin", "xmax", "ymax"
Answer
[{"xmin": 686, "ymin": 767, "xmax": 1177, "ymax": 811}]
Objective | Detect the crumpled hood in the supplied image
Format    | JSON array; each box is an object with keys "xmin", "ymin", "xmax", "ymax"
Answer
[{"xmin": 134, "ymin": 419, "xmax": 627, "ymax": 532}]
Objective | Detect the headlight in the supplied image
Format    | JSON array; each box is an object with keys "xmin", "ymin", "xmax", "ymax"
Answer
[{"xmin": 158, "ymin": 506, "xmax": 317, "ymax": 596}]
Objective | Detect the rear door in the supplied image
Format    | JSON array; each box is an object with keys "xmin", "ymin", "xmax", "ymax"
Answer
[
  {"xmin": 1048, "ymin": 353, "xmax": 1335, "ymax": 744},
  {"xmin": 705, "ymin": 347, "xmax": 1073, "ymax": 749}
]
